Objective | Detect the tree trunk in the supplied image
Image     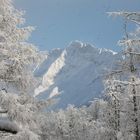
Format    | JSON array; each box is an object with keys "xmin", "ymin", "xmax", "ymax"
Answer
[{"xmin": 132, "ymin": 78, "xmax": 140, "ymax": 140}]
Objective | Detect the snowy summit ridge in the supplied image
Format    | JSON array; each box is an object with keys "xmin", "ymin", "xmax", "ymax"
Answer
[{"xmin": 34, "ymin": 41, "xmax": 118, "ymax": 109}]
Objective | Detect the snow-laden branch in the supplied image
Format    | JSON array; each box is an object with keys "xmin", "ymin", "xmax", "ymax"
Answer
[
  {"xmin": 107, "ymin": 11, "xmax": 140, "ymax": 24},
  {"xmin": 124, "ymin": 51, "xmax": 140, "ymax": 55},
  {"xmin": 0, "ymin": 120, "xmax": 19, "ymax": 134},
  {"xmin": 110, "ymin": 79, "xmax": 140, "ymax": 86},
  {"xmin": 118, "ymin": 39, "xmax": 140, "ymax": 47},
  {"xmin": 0, "ymin": 109, "xmax": 7, "ymax": 114}
]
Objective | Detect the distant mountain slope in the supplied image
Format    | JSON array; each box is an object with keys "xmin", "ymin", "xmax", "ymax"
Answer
[{"xmin": 34, "ymin": 41, "xmax": 118, "ymax": 109}]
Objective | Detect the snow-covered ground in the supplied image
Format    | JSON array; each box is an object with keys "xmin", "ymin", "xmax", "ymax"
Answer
[{"xmin": 35, "ymin": 41, "xmax": 118, "ymax": 109}]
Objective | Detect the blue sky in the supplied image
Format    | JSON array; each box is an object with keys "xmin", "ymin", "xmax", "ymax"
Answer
[{"xmin": 14, "ymin": 0, "xmax": 140, "ymax": 51}]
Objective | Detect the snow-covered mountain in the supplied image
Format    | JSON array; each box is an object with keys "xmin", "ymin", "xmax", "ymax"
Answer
[{"xmin": 34, "ymin": 41, "xmax": 118, "ymax": 109}]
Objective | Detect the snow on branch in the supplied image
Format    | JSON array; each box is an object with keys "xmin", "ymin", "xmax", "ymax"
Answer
[
  {"xmin": 111, "ymin": 79, "xmax": 140, "ymax": 86},
  {"xmin": 0, "ymin": 120, "xmax": 19, "ymax": 134},
  {"xmin": 107, "ymin": 11, "xmax": 140, "ymax": 24},
  {"xmin": 0, "ymin": 109, "xmax": 7, "ymax": 114},
  {"xmin": 118, "ymin": 39, "xmax": 140, "ymax": 47}
]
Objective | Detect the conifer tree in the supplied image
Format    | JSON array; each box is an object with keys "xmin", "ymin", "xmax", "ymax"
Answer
[{"xmin": 105, "ymin": 11, "xmax": 140, "ymax": 140}]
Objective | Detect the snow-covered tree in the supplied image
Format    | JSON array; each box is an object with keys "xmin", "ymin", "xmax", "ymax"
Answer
[
  {"xmin": 0, "ymin": 0, "xmax": 50, "ymax": 139},
  {"xmin": 0, "ymin": 0, "xmax": 40, "ymax": 93},
  {"xmin": 104, "ymin": 11, "xmax": 140, "ymax": 140},
  {"xmin": 104, "ymin": 76, "xmax": 124, "ymax": 140}
]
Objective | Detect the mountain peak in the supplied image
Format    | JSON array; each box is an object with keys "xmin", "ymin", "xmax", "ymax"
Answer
[
  {"xmin": 35, "ymin": 41, "xmax": 118, "ymax": 109},
  {"xmin": 69, "ymin": 40, "xmax": 84, "ymax": 48},
  {"xmin": 67, "ymin": 40, "xmax": 117, "ymax": 56},
  {"xmin": 68, "ymin": 40, "xmax": 96, "ymax": 50}
]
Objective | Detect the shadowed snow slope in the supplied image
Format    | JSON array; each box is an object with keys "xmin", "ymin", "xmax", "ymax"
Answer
[{"xmin": 35, "ymin": 41, "xmax": 118, "ymax": 109}]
